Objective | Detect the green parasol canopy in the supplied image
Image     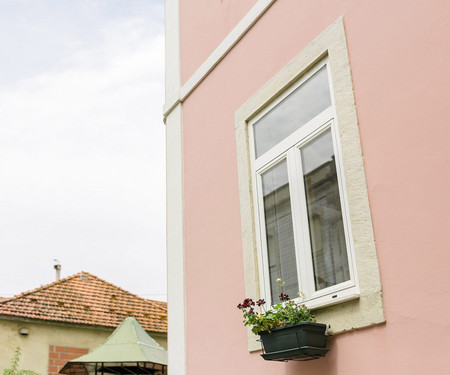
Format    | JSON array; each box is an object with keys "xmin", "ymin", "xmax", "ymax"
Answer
[{"xmin": 59, "ymin": 317, "xmax": 167, "ymax": 375}]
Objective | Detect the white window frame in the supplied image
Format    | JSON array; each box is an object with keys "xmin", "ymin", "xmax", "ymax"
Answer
[
  {"xmin": 249, "ymin": 59, "xmax": 360, "ymax": 309},
  {"xmin": 235, "ymin": 18, "xmax": 384, "ymax": 350}
]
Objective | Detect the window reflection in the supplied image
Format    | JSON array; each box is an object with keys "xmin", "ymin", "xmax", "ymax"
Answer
[
  {"xmin": 301, "ymin": 131, "xmax": 350, "ymax": 291},
  {"xmin": 254, "ymin": 66, "xmax": 331, "ymax": 158}
]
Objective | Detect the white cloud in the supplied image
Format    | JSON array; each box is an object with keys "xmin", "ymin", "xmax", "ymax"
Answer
[{"xmin": 0, "ymin": 3, "xmax": 166, "ymax": 300}]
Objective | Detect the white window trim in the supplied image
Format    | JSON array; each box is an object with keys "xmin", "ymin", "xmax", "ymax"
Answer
[
  {"xmin": 249, "ymin": 60, "xmax": 360, "ymax": 309},
  {"xmin": 235, "ymin": 18, "xmax": 384, "ymax": 351}
]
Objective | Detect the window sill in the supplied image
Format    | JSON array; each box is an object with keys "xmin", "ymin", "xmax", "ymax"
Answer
[
  {"xmin": 247, "ymin": 289, "xmax": 384, "ymax": 352},
  {"xmin": 306, "ymin": 286, "xmax": 360, "ymax": 310}
]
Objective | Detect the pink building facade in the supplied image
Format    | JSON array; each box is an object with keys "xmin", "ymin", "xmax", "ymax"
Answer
[{"xmin": 164, "ymin": 1, "xmax": 450, "ymax": 374}]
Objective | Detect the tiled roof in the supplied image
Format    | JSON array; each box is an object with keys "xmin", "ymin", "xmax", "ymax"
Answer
[{"xmin": 0, "ymin": 272, "xmax": 166, "ymax": 333}]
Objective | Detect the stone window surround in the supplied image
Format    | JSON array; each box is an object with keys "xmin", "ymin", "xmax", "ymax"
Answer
[{"xmin": 234, "ymin": 17, "xmax": 385, "ymax": 351}]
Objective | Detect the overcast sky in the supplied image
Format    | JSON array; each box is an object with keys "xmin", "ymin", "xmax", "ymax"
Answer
[{"xmin": 0, "ymin": 0, "xmax": 166, "ymax": 301}]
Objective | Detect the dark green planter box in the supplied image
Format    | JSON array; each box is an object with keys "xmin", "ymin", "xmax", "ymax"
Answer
[{"xmin": 259, "ymin": 322, "xmax": 329, "ymax": 361}]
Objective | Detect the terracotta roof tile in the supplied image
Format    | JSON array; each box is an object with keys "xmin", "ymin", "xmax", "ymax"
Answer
[{"xmin": 0, "ymin": 272, "xmax": 166, "ymax": 333}]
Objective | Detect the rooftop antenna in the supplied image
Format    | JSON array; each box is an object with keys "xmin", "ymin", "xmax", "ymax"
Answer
[{"xmin": 53, "ymin": 259, "xmax": 61, "ymax": 281}]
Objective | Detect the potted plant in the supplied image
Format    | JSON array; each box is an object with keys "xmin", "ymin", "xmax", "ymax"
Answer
[{"xmin": 237, "ymin": 280, "xmax": 329, "ymax": 361}]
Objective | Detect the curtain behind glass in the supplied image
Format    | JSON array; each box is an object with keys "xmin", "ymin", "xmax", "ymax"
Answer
[{"xmin": 261, "ymin": 160, "xmax": 299, "ymax": 302}]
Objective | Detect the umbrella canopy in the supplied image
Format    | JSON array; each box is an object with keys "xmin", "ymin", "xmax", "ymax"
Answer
[{"xmin": 60, "ymin": 317, "xmax": 167, "ymax": 375}]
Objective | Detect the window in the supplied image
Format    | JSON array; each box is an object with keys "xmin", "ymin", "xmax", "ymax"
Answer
[
  {"xmin": 235, "ymin": 19, "xmax": 384, "ymax": 348},
  {"xmin": 249, "ymin": 61, "xmax": 358, "ymax": 308}
]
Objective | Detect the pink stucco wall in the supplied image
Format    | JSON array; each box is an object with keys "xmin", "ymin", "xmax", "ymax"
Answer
[
  {"xmin": 179, "ymin": 0, "xmax": 257, "ymax": 83},
  {"xmin": 179, "ymin": 0, "xmax": 450, "ymax": 373}
]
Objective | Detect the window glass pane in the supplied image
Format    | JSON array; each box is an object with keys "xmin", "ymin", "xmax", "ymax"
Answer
[
  {"xmin": 301, "ymin": 131, "xmax": 350, "ymax": 291},
  {"xmin": 261, "ymin": 160, "xmax": 299, "ymax": 302},
  {"xmin": 253, "ymin": 66, "xmax": 331, "ymax": 158}
]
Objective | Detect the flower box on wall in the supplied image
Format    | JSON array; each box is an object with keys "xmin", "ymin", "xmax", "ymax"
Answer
[
  {"xmin": 237, "ymin": 280, "xmax": 331, "ymax": 362},
  {"xmin": 259, "ymin": 322, "xmax": 329, "ymax": 361}
]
